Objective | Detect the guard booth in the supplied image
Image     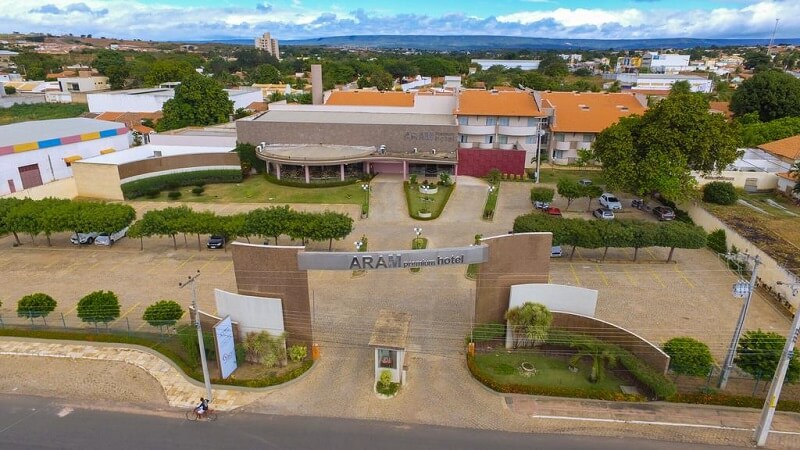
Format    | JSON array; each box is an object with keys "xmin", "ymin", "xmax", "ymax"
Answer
[{"xmin": 369, "ymin": 309, "xmax": 411, "ymax": 386}]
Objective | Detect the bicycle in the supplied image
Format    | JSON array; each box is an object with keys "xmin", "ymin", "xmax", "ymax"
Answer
[{"xmin": 186, "ymin": 407, "xmax": 218, "ymax": 422}]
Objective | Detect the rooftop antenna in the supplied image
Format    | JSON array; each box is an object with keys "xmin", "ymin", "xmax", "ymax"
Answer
[{"xmin": 767, "ymin": 18, "xmax": 779, "ymax": 56}]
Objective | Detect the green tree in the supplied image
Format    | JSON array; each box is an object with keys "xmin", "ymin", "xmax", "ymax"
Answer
[
  {"xmin": 595, "ymin": 221, "xmax": 633, "ymax": 262},
  {"xmin": 735, "ymin": 329, "xmax": 800, "ymax": 384},
  {"xmin": 144, "ymin": 58, "xmax": 196, "ymax": 87},
  {"xmin": 246, "ymin": 205, "xmax": 293, "ymax": 244},
  {"xmin": 504, "ymin": 302, "xmax": 552, "ymax": 348},
  {"xmin": 235, "ymin": 142, "xmax": 263, "ymax": 174},
  {"xmin": 593, "ymin": 93, "xmax": 740, "ymax": 201},
  {"xmin": 538, "ymin": 54, "xmax": 568, "ymax": 78},
  {"xmin": 570, "ymin": 336, "xmax": 618, "ymax": 383},
  {"xmin": 556, "ymin": 179, "xmax": 583, "ymax": 210},
  {"xmin": 663, "ymin": 337, "xmax": 714, "ymax": 379},
  {"xmin": 739, "ymin": 116, "xmax": 800, "ymax": 147},
  {"xmin": 582, "ymin": 185, "xmax": 603, "ymax": 212},
  {"xmin": 157, "ymin": 73, "xmax": 233, "ymax": 131},
  {"xmin": 93, "ymin": 50, "xmax": 129, "ymax": 89},
  {"xmin": 789, "ymin": 161, "xmax": 800, "ymax": 194},
  {"xmin": 0, "ymin": 198, "xmax": 24, "ymax": 245},
  {"xmin": 249, "ymin": 64, "xmax": 281, "ymax": 84},
  {"xmin": 742, "ymin": 51, "xmax": 773, "ymax": 71},
  {"xmin": 530, "ymin": 187, "xmax": 555, "ymax": 203},
  {"xmin": 730, "ymin": 70, "xmax": 800, "ymax": 121},
  {"xmin": 314, "ymin": 211, "xmax": 354, "ymax": 250},
  {"xmin": 703, "ymin": 181, "xmax": 738, "ymax": 205},
  {"xmin": 657, "ymin": 221, "xmax": 707, "ymax": 263},
  {"xmin": 669, "ymin": 80, "xmax": 692, "ymax": 95},
  {"xmin": 142, "ymin": 300, "xmax": 183, "ymax": 333},
  {"xmin": 17, "ymin": 293, "xmax": 57, "ymax": 326},
  {"xmin": 77, "ymin": 290, "xmax": 121, "ymax": 330}
]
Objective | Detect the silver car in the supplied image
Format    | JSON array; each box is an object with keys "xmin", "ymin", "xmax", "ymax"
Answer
[{"xmin": 593, "ymin": 208, "xmax": 615, "ymax": 220}]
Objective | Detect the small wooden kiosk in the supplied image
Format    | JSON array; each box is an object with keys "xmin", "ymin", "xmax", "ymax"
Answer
[{"xmin": 369, "ymin": 309, "xmax": 411, "ymax": 387}]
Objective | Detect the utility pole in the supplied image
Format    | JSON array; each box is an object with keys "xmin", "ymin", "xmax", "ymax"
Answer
[
  {"xmin": 766, "ymin": 18, "xmax": 779, "ymax": 56},
  {"xmin": 179, "ymin": 270, "xmax": 212, "ymax": 402},
  {"xmin": 719, "ymin": 253, "xmax": 761, "ymax": 389},
  {"xmin": 754, "ymin": 280, "xmax": 800, "ymax": 447}
]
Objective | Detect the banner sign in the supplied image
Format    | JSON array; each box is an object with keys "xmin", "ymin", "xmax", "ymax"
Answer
[
  {"xmin": 297, "ymin": 245, "xmax": 488, "ymax": 271},
  {"xmin": 213, "ymin": 315, "xmax": 237, "ymax": 379}
]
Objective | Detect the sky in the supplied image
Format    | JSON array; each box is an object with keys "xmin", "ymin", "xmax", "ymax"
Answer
[{"xmin": 2, "ymin": 0, "xmax": 799, "ymax": 42}]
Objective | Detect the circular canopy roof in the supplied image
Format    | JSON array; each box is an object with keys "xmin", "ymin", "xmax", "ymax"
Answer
[{"xmin": 258, "ymin": 144, "xmax": 376, "ymax": 163}]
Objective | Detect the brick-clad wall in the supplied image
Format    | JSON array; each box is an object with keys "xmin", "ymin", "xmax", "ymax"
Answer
[
  {"xmin": 552, "ymin": 312, "xmax": 670, "ymax": 374},
  {"xmin": 457, "ymin": 148, "xmax": 526, "ymax": 177},
  {"xmin": 118, "ymin": 153, "xmax": 240, "ymax": 180}
]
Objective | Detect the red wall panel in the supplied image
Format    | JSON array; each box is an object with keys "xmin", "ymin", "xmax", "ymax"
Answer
[{"xmin": 457, "ymin": 148, "xmax": 526, "ymax": 177}]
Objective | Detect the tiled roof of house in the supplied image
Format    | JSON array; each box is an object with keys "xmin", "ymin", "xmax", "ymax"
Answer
[
  {"xmin": 758, "ymin": 135, "xmax": 800, "ymax": 161},
  {"xmin": 541, "ymin": 91, "xmax": 647, "ymax": 133},
  {"xmin": 131, "ymin": 124, "xmax": 155, "ymax": 134},
  {"xmin": 246, "ymin": 101, "xmax": 268, "ymax": 112},
  {"xmin": 326, "ymin": 90, "xmax": 415, "ymax": 107},
  {"xmin": 709, "ymin": 101, "xmax": 733, "ymax": 118},
  {"xmin": 777, "ymin": 172, "xmax": 797, "ymax": 182},
  {"xmin": 456, "ymin": 90, "xmax": 543, "ymax": 117},
  {"xmin": 95, "ymin": 111, "xmax": 162, "ymax": 129}
]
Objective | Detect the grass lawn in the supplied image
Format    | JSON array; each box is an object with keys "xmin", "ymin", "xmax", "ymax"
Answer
[
  {"xmin": 473, "ymin": 351, "xmax": 625, "ymax": 392},
  {"xmin": 410, "ymin": 237, "xmax": 428, "ymax": 273},
  {"xmin": 538, "ymin": 168, "xmax": 606, "ymax": 186},
  {"xmin": 134, "ymin": 176, "xmax": 365, "ymax": 205},
  {"xmin": 405, "ymin": 182, "xmax": 455, "ymax": 220},
  {"xmin": 483, "ymin": 185, "xmax": 499, "ymax": 220},
  {"xmin": 703, "ymin": 190, "xmax": 800, "ymax": 276},
  {"xmin": 0, "ymin": 103, "xmax": 89, "ymax": 125}
]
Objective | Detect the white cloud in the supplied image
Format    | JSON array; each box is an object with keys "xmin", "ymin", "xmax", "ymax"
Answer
[{"xmin": 2, "ymin": 0, "xmax": 799, "ymax": 41}]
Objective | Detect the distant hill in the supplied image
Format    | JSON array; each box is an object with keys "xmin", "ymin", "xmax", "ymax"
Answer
[{"xmin": 208, "ymin": 35, "xmax": 800, "ymax": 51}]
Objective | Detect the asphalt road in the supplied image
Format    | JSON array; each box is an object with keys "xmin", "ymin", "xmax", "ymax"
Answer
[{"xmin": 0, "ymin": 394, "xmax": 741, "ymax": 450}]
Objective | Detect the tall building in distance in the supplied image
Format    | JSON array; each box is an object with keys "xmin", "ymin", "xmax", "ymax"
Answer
[{"xmin": 254, "ymin": 32, "xmax": 280, "ymax": 60}]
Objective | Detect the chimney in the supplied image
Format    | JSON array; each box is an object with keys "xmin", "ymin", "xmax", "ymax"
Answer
[{"xmin": 311, "ymin": 64, "xmax": 323, "ymax": 105}]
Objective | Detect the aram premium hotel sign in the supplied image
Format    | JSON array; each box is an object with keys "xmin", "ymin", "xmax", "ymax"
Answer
[{"xmin": 297, "ymin": 246, "xmax": 488, "ymax": 271}]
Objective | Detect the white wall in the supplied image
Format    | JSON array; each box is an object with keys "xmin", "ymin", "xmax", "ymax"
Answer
[
  {"xmin": 0, "ymin": 134, "xmax": 129, "ymax": 196},
  {"xmin": 88, "ymin": 92, "xmax": 169, "ymax": 113},
  {"xmin": 509, "ymin": 284, "xmax": 599, "ymax": 316},
  {"xmin": 227, "ymin": 89, "xmax": 264, "ymax": 111},
  {"xmin": 149, "ymin": 134, "xmax": 237, "ymax": 148},
  {"xmin": 214, "ymin": 289, "xmax": 285, "ymax": 340},
  {"xmin": 692, "ymin": 171, "xmax": 778, "ymax": 191}
]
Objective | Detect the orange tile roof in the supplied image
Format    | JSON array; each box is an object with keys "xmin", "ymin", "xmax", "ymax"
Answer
[
  {"xmin": 709, "ymin": 101, "xmax": 733, "ymax": 118},
  {"xmin": 247, "ymin": 101, "xmax": 268, "ymax": 112},
  {"xmin": 758, "ymin": 135, "xmax": 800, "ymax": 161},
  {"xmin": 541, "ymin": 92, "xmax": 647, "ymax": 133},
  {"xmin": 326, "ymin": 91, "xmax": 415, "ymax": 107},
  {"xmin": 131, "ymin": 124, "xmax": 155, "ymax": 134},
  {"xmin": 777, "ymin": 172, "xmax": 797, "ymax": 182},
  {"xmin": 95, "ymin": 111, "xmax": 162, "ymax": 129},
  {"xmin": 456, "ymin": 90, "xmax": 543, "ymax": 117}
]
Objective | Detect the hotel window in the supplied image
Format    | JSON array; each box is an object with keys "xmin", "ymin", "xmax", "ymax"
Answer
[
  {"xmin": 498, "ymin": 135, "xmax": 508, "ymax": 144},
  {"xmin": 378, "ymin": 349, "xmax": 396, "ymax": 369},
  {"xmin": 459, "ymin": 134, "xmax": 468, "ymax": 143},
  {"xmin": 525, "ymin": 135, "xmax": 535, "ymax": 144},
  {"xmin": 498, "ymin": 117, "xmax": 509, "ymax": 126},
  {"xmin": 553, "ymin": 150, "xmax": 567, "ymax": 160},
  {"xmin": 555, "ymin": 133, "xmax": 565, "ymax": 142},
  {"xmin": 486, "ymin": 117, "xmax": 496, "ymax": 126},
  {"xmin": 582, "ymin": 134, "xmax": 594, "ymax": 143},
  {"xmin": 458, "ymin": 116, "xmax": 469, "ymax": 125},
  {"xmin": 484, "ymin": 135, "xmax": 494, "ymax": 144},
  {"xmin": 527, "ymin": 118, "xmax": 538, "ymax": 127}
]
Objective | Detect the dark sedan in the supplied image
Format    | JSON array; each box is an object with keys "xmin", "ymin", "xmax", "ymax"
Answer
[
  {"xmin": 207, "ymin": 235, "xmax": 225, "ymax": 249},
  {"xmin": 652, "ymin": 206, "xmax": 676, "ymax": 221}
]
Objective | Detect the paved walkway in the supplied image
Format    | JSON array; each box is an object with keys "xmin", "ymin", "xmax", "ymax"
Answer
[{"xmin": 3, "ymin": 336, "xmax": 800, "ymax": 448}]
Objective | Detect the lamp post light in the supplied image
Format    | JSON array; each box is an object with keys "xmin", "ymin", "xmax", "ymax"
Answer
[
  {"xmin": 535, "ymin": 127, "xmax": 546, "ymax": 184},
  {"xmin": 354, "ymin": 240, "xmax": 363, "ymax": 252},
  {"xmin": 361, "ymin": 183, "xmax": 370, "ymax": 218},
  {"xmin": 754, "ymin": 279, "xmax": 800, "ymax": 447},
  {"xmin": 719, "ymin": 253, "xmax": 762, "ymax": 390}
]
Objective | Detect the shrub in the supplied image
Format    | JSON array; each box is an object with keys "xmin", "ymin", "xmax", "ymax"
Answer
[
  {"xmin": 263, "ymin": 173, "xmax": 359, "ymax": 188},
  {"xmin": 289, "ymin": 344, "xmax": 308, "ymax": 362},
  {"xmin": 121, "ymin": 170, "xmax": 243, "ymax": 199},
  {"xmin": 703, "ymin": 181, "xmax": 738, "ymax": 205},
  {"xmin": 195, "ymin": 181, "xmax": 206, "ymax": 187},
  {"xmin": 409, "ymin": 174, "xmax": 418, "ymax": 185},
  {"xmin": 243, "ymin": 331, "xmax": 286, "ymax": 367},
  {"xmin": 671, "ymin": 390, "xmax": 800, "ymax": 413},
  {"xmin": 4, "ymin": 85, "xmax": 16, "ymax": 95},
  {"xmin": 662, "ymin": 337, "xmax": 714, "ymax": 378},
  {"xmin": 707, "ymin": 229, "xmax": 727, "ymax": 254},
  {"xmin": 177, "ymin": 324, "xmax": 215, "ymax": 364},
  {"xmin": 17, "ymin": 293, "xmax": 57, "ymax": 322},
  {"xmin": 191, "ymin": 186, "xmax": 205, "ymax": 195},
  {"xmin": 487, "ymin": 168, "xmax": 502, "ymax": 184},
  {"xmin": 379, "ymin": 369, "xmax": 392, "ymax": 389},
  {"xmin": 167, "ymin": 191, "xmax": 182, "ymax": 199},
  {"xmin": 145, "ymin": 188, "xmax": 161, "ymax": 199},
  {"xmin": 530, "ymin": 187, "xmax": 555, "ymax": 203},
  {"xmin": 235, "ymin": 343, "xmax": 247, "ymax": 364}
]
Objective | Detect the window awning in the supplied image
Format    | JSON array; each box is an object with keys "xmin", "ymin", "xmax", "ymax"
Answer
[
  {"xmin": 100, "ymin": 148, "xmax": 116, "ymax": 155},
  {"xmin": 63, "ymin": 155, "xmax": 83, "ymax": 163}
]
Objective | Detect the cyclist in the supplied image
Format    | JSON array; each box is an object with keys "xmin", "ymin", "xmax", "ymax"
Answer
[{"xmin": 195, "ymin": 397, "xmax": 209, "ymax": 417}]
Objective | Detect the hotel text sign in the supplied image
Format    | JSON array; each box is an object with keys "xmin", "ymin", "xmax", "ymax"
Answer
[{"xmin": 297, "ymin": 246, "xmax": 488, "ymax": 271}]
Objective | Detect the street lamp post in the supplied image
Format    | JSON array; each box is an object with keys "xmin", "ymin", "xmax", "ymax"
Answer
[
  {"xmin": 719, "ymin": 253, "xmax": 762, "ymax": 389},
  {"xmin": 535, "ymin": 127, "xmax": 546, "ymax": 184},
  {"xmin": 413, "ymin": 227, "xmax": 422, "ymax": 247},
  {"xmin": 354, "ymin": 240, "xmax": 363, "ymax": 252},
  {"xmin": 179, "ymin": 270, "xmax": 212, "ymax": 403},
  {"xmin": 754, "ymin": 280, "xmax": 800, "ymax": 447}
]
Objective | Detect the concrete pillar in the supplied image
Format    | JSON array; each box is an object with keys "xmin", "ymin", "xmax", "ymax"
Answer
[
  {"xmin": 276, "ymin": 164, "xmax": 281, "ymax": 180},
  {"xmin": 364, "ymin": 162, "xmax": 370, "ymax": 175},
  {"xmin": 311, "ymin": 64, "xmax": 323, "ymax": 105},
  {"xmin": 304, "ymin": 165, "xmax": 310, "ymax": 184},
  {"xmin": 402, "ymin": 161, "xmax": 407, "ymax": 180},
  {"xmin": 340, "ymin": 164, "xmax": 345, "ymax": 181}
]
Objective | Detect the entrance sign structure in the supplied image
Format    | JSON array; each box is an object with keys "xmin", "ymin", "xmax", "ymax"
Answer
[
  {"xmin": 369, "ymin": 310, "xmax": 411, "ymax": 387},
  {"xmin": 298, "ymin": 246, "xmax": 488, "ymax": 271}
]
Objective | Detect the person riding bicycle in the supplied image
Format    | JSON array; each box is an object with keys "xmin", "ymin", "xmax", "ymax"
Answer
[{"xmin": 195, "ymin": 397, "xmax": 209, "ymax": 416}]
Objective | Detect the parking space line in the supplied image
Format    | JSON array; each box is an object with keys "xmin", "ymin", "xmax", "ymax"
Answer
[
  {"xmin": 178, "ymin": 255, "xmax": 195, "ymax": 270},
  {"xmin": 198, "ymin": 255, "xmax": 218, "ymax": 271},
  {"xmin": 113, "ymin": 302, "xmax": 140, "ymax": 325},
  {"xmin": 649, "ymin": 269, "xmax": 666, "ymax": 288},
  {"xmin": 594, "ymin": 265, "xmax": 609, "ymax": 286},
  {"xmin": 569, "ymin": 263, "xmax": 581, "ymax": 285},
  {"xmin": 108, "ymin": 259, "xmax": 128, "ymax": 271},
  {"xmin": 674, "ymin": 266, "xmax": 695, "ymax": 289},
  {"xmin": 622, "ymin": 267, "xmax": 638, "ymax": 287},
  {"xmin": 43, "ymin": 259, "xmax": 61, "ymax": 269},
  {"xmin": 222, "ymin": 261, "xmax": 233, "ymax": 273},
  {"xmin": 575, "ymin": 248, "xmax": 583, "ymax": 259},
  {"xmin": 646, "ymin": 248, "xmax": 658, "ymax": 261},
  {"xmin": 63, "ymin": 304, "xmax": 78, "ymax": 316},
  {"xmin": 61, "ymin": 261, "xmax": 79, "ymax": 274}
]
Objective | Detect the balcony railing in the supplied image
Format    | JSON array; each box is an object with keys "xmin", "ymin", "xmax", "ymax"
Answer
[
  {"xmin": 459, "ymin": 124, "xmax": 495, "ymax": 135},
  {"xmin": 554, "ymin": 141, "xmax": 572, "ymax": 151},
  {"xmin": 497, "ymin": 125, "xmax": 538, "ymax": 136}
]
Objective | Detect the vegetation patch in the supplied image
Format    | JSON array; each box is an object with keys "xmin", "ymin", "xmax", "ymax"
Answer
[
  {"xmin": 0, "ymin": 103, "xmax": 88, "ymax": 125},
  {"xmin": 482, "ymin": 185, "xmax": 499, "ymax": 220},
  {"xmin": 404, "ymin": 181, "xmax": 454, "ymax": 220},
  {"xmin": 122, "ymin": 170, "xmax": 243, "ymax": 199}
]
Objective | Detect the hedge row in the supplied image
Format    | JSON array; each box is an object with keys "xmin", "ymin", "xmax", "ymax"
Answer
[
  {"xmin": 466, "ymin": 353, "xmax": 645, "ymax": 402},
  {"xmin": 122, "ymin": 170, "xmax": 243, "ymax": 199},
  {"xmin": 264, "ymin": 173, "xmax": 363, "ymax": 189},
  {"xmin": 670, "ymin": 391, "xmax": 800, "ymax": 413}
]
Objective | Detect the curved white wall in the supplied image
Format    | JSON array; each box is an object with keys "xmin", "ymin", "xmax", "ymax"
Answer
[{"xmin": 509, "ymin": 283, "xmax": 598, "ymax": 317}]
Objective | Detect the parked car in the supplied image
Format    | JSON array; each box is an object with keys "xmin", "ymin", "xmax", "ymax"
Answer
[
  {"xmin": 533, "ymin": 201, "xmax": 550, "ymax": 210},
  {"xmin": 550, "ymin": 245, "xmax": 563, "ymax": 258},
  {"xmin": 70, "ymin": 232, "xmax": 99, "ymax": 245},
  {"xmin": 599, "ymin": 193, "xmax": 622, "ymax": 210},
  {"xmin": 652, "ymin": 206, "xmax": 676, "ymax": 221},
  {"xmin": 94, "ymin": 227, "xmax": 129, "ymax": 246},
  {"xmin": 207, "ymin": 235, "xmax": 225, "ymax": 249},
  {"xmin": 578, "ymin": 179, "xmax": 593, "ymax": 186},
  {"xmin": 544, "ymin": 207, "xmax": 562, "ymax": 217},
  {"xmin": 593, "ymin": 208, "xmax": 615, "ymax": 220}
]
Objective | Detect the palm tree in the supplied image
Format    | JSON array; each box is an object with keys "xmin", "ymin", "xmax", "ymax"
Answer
[
  {"xmin": 570, "ymin": 337, "xmax": 618, "ymax": 383},
  {"xmin": 789, "ymin": 161, "xmax": 800, "ymax": 194},
  {"xmin": 505, "ymin": 303, "xmax": 552, "ymax": 348}
]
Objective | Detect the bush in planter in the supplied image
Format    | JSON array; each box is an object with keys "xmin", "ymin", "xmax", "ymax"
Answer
[
  {"xmin": 289, "ymin": 344, "xmax": 308, "ymax": 362},
  {"xmin": 703, "ymin": 181, "xmax": 738, "ymax": 205},
  {"xmin": 145, "ymin": 188, "xmax": 161, "ymax": 199},
  {"xmin": 191, "ymin": 186, "xmax": 205, "ymax": 195},
  {"xmin": 167, "ymin": 191, "xmax": 182, "ymax": 199},
  {"xmin": 707, "ymin": 229, "xmax": 727, "ymax": 254},
  {"xmin": 409, "ymin": 174, "xmax": 418, "ymax": 185}
]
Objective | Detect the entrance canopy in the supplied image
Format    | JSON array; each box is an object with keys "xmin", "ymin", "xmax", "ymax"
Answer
[{"xmin": 369, "ymin": 310, "xmax": 411, "ymax": 350}]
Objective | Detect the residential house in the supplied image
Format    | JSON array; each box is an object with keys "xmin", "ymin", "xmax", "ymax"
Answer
[{"xmin": 758, "ymin": 135, "xmax": 800, "ymax": 166}]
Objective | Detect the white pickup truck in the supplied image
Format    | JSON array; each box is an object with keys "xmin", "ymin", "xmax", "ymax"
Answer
[{"xmin": 70, "ymin": 232, "xmax": 100, "ymax": 245}]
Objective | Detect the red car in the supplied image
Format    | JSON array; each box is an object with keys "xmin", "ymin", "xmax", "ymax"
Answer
[{"xmin": 545, "ymin": 207, "xmax": 562, "ymax": 217}]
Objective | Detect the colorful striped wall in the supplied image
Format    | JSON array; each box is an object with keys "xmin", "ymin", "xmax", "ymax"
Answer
[{"xmin": 0, "ymin": 127, "xmax": 128, "ymax": 156}]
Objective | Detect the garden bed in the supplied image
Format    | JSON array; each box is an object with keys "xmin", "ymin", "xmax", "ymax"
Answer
[{"xmin": 404, "ymin": 181, "xmax": 454, "ymax": 220}]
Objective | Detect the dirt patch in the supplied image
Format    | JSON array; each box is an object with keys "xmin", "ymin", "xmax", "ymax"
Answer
[{"xmin": 0, "ymin": 355, "xmax": 168, "ymax": 405}]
